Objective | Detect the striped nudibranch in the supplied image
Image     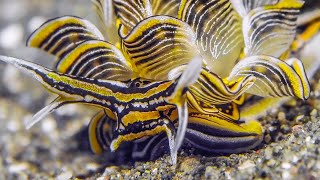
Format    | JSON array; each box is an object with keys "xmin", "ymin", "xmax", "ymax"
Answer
[
  {"xmin": 0, "ymin": 0, "xmax": 317, "ymax": 164},
  {"xmin": 0, "ymin": 55, "xmax": 201, "ymax": 164}
]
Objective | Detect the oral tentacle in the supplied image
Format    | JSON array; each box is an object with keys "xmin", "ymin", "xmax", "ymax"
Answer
[{"xmin": 25, "ymin": 97, "xmax": 66, "ymax": 129}]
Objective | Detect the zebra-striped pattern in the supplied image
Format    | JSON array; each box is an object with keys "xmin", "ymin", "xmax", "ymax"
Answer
[
  {"xmin": 187, "ymin": 93, "xmax": 241, "ymax": 121},
  {"xmin": 178, "ymin": 0, "xmax": 244, "ymax": 76},
  {"xmin": 185, "ymin": 119, "xmax": 263, "ymax": 153},
  {"xmin": 88, "ymin": 110, "xmax": 116, "ymax": 154},
  {"xmin": 242, "ymin": 3, "xmax": 302, "ymax": 57},
  {"xmin": 27, "ymin": 16, "xmax": 104, "ymax": 59},
  {"xmin": 3, "ymin": 0, "xmax": 311, "ymax": 163},
  {"xmin": 56, "ymin": 40, "xmax": 133, "ymax": 81},
  {"xmin": 0, "ymin": 55, "xmax": 203, "ymax": 164},
  {"xmin": 181, "ymin": 107, "xmax": 263, "ymax": 153},
  {"xmin": 151, "ymin": 0, "xmax": 180, "ymax": 17},
  {"xmin": 188, "ymin": 69, "xmax": 256, "ymax": 105},
  {"xmin": 130, "ymin": 112, "xmax": 263, "ymax": 157},
  {"xmin": 113, "ymin": 0, "xmax": 152, "ymax": 35},
  {"xmin": 121, "ymin": 16, "xmax": 198, "ymax": 80},
  {"xmin": 229, "ymin": 55, "xmax": 310, "ymax": 100}
]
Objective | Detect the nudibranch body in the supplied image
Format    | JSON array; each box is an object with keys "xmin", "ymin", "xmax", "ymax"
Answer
[{"xmin": 0, "ymin": 0, "xmax": 316, "ymax": 164}]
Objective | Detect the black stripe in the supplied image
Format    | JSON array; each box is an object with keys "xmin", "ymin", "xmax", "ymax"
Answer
[
  {"xmin": 51, "ymin": 33, "xmax": 96, "ymax": 57},
  {"xmin": 96, "ymin": 113, "xmax": 109, "ymax": 149},
  {"xmin": 187, "ymin": 121, "xmax": 258, "ymax": 137},
  {"xmin": 40, "ymin": 23, "xmax": 87, "ymax": 50},
  {"xmin": 255, "ymin": 61, "xmax": 293, "ymax": 96},
  {"xmin": 185, "ymin": 128, "xmax": 260, "ymax": 153},
  {"xmin": 66, "ymin": 47, "xmax": 110, "ymax": 74},
  {"xmin": 132, "ymin": 132, "xmax": 169, "ymax": 161},
  {"xmin": 250, "ymin": 10, "xmax": 299, "ymax": 43},
  {"xmin": 115, "ymin": 118, "xmax": 165, "ymax": 136},
  {"xmin": 124, "ymin": 24, "xmax": 177, "ymax": 53}
]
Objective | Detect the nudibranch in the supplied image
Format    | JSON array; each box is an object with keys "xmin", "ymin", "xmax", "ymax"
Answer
[{"xmin": 0, "ymin": 0, "xmax": 315, "ymax": 164}]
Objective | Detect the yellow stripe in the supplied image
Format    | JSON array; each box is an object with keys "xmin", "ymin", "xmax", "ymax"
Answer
[
  {"xmin": 113, "ymin": 0, "xmax": 152, "ymax": 35},
  {"xmin": 121, "ymin": 111, "xmax": 161, "ymax": 126},
  {"xmin": 122, "ymin": 16, "xmax": 191, "ymax": 41},
  {"xmin": 233, "ymin": 94, "xmax": 245, "ymax": 105},
  {"xmin": 290, "ymin": 59, "xmax": 310, "ymax": 99},
  {"xmin": 110, "ymin": 125, "xmax": 170, "ymax": 151},
  {"xmin": 264, "ymin": 0, "xmax": 304, "ymax": 9},
  {"xmin": 277, "ymin": 61, "xmax": 303, "ymax": 99},
  {"xmin": 177, "ymin": 0, "xmax": 188, "ymax": 19},
  {"xmin": 189, "ymin": 70, "xmax": 255, "ymax": 106},
  {"xmin": 88, "ymin": 111, "xmax": 105, "ymax": 154},
  {"xmin": 58, "ymin": 41, "xmax": 112, "ymax": 73},
  {"xmin": 28, "ymin": 17, "xmax": 87, "ymax": 47},
  {"xmin": 47, "ymin": 72, "xmax": 173, "ymax": 102},
  {"xmin": 188, "ymin": 110, "xmax": 262, "ymax": 135},
  {"xmin": 121, "ymin": 16, "xmax": 197, "ymax": 80},
  {"xmin": 292, "ymin": 21, "xmax": 320, "ymax": 51}
]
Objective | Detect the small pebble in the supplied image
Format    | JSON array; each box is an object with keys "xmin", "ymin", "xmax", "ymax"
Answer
[
  {"xmin": 56, "ymin": 171, "xmax": 73, "ymax": 180},
  {"xmin": 282, "ymin": 171, "xmax": 291, "ymax": 179},
  {"xmin": 102, "ymin": 166, "xmax": 120, "ymax": 176},
  {"xmin": 8, "ymin": 162, "xmax": 29, "ymax": 173},
  {"xmin": 273, "ymin": 146, "xmax": 283, "ymax": 156},
  {"xmin": 292, "ymin": 125, "xmax": 304, "ymax": 137},
  {"xmin": 151, "ymin": 168, "xmax": 158, "ymax": 175},
  {"xmin": 264, "ymin": 134, "xmax": 272, "ymax": 143},
  {"xmin": 292, "ymin": 156, "xmax": 299, "ymax": 164},
  {"xmin": 280, "ymin": 124, "xmax": 291, "ymax": 134},
  {"xmin": 179, "ymin": 157, "xmax": 201, "ymax": 175},
  {"xmin": 41, "ymin": 117, "xmax": 57, "ymax": 133},
  {"xmin": 267, "ymin": 159, "xmax": 277, "ymax": 167},
  {"xmin": 306, "ymin": 136, "xmax": 311, "ymax": 142},
  {"xmin": 121, "ymin": 169, "xmax": 131, "ymax": 176},
  {"xmin": 205, "ymin": 166, "xmax": 219, "ymax": 179},
  {"xmin": 238, "ymin": 160, "xmax": 255, "ymax": 171},
  {"xmin": 295, "ymin": 115, "xmax": 305, "ymax": 123},
  {"xmin": 278, "ymin": 112, "xmax": 286, "ymax": 121},
  {"xmin": 310, "ymin": 109, "xmax": 318, "ymax": 117},
  {"xmin": 85, "ymin": 163, "xmax": 100, "ymax": 171},
  {"xmin": 281, "ymin": 162, "xmax": 291, "ymax": 169},
  {"xmin": 264, "ymin": 146, "xmax": 272, "ymax": 160}
]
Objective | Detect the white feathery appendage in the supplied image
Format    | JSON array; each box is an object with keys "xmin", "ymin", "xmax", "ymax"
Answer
[
  {"xmin": 169, "ymin": 55, "xmax": 203, "ymax": 160},
  {"xmin": 25, "ymin": 98, "xmax": 64, "ymax": 129},
  {"xmin": 172, "ymin": 101, "xmax": 188, "ymax": 158}
]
